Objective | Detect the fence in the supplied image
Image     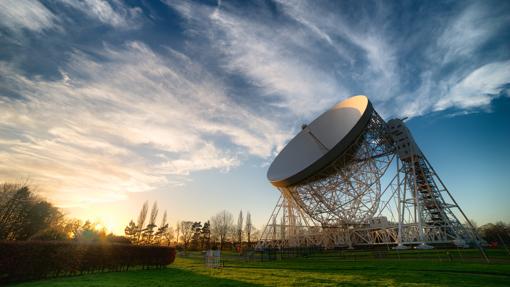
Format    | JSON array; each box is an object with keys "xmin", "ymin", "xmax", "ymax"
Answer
[{"xmin": 254, "ymin": 246, "xmax": 510, "ymax": 264}]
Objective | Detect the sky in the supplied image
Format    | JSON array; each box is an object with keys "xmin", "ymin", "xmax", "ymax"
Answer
[{"xmin": 0, "ymin": 0, "xmax": 509, "ymax": 234}]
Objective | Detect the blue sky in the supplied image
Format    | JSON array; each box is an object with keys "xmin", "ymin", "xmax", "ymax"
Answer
[{"xmin": 0, "ymin": 0, "xmax": 509, "ymax": 233}]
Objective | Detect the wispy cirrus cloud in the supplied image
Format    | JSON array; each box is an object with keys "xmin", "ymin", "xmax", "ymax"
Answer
[
  {"xmin": 0, "ymin": 41, "xmax": 288, "ymax": 207},
  {"xmin": 167, "ymin": 0, "xmax": 509, "ymax": 119},
  {"xmin": 403, "ymin": 1, "xmax": 510, "ymax": 117},
  {"xmin": 435, "ymin": 60, "xmax": 510, "ymax": 111},
  {"xmin": 274, "ymin": 0, "xmax": 400, "ymax": 101},
  {"xmin": 437, "ymin": 1, "xmax": 509, "ymax": 61},
  {"xmin": 0, "ymin": 0, "xmax": 57, "ymax": 33},
  {"xmin": 0, "ymin": 0, "xmax": 509, "ymax": 213},
  {"xmin": 166, "ymin": 0, "xmax": 402, "ymax": 118},
  {"xmin": 166, "ymin": 0, "xmax": 349, "ymax": 118},
  {"xmin": 58, "ymin": 0, "xmax": 143, "ymax": 28},
  {"xmin": 0, "ymin": 0, "xmax": 143, "ymax": 36},
  {"xmin": 274, "ymin": 1, "xmax": 510, "ymax": 118}
]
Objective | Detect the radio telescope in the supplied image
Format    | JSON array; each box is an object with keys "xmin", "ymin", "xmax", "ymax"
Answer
[{"xmin": 258, "ymin": 95, "xmax": 479, "ymax": 249}]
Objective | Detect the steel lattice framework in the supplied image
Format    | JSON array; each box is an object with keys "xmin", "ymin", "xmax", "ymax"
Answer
[
  {"xmin": 285, "ymin": 111, "xmax": 394, "ymax": 227},
  {"xmin": 258, "ymin": 110, "xmax": 481, "ymax": 250}
]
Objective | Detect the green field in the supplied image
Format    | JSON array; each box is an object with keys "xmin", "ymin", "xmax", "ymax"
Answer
[{"xmin": 12, "ymin": 249, "xmax": 510, "ymax": 286}]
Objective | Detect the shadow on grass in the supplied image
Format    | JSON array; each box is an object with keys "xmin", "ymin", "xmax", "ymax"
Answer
[
  {"xmin": 12, "ymin": 267, "xmax": 263, "ymax": 287},
  {"xmin": 223, "ymin": 260, "xmax": 510, "ymax": 287},
  {"xmin": 15, "ymin": 257, "xmax": 510, "ymax": 287}
]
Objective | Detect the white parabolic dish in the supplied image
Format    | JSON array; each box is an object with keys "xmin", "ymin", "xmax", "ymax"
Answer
[{"xmin": 267, "ymin": 95, "xmax": 374, "ymax": 187}]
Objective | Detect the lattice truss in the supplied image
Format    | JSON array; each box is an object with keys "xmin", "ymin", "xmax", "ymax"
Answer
[
  {"xmin": 258, "ymin": 112, "xmax": 477, "ymax": 249},
  {"xmin": 395, "ymin": 154, "xmax": 474, "ymax": 245}
]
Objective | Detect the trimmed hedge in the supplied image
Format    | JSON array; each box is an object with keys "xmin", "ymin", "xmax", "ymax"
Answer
[{"xmin": 0, "ymin": 241, "xmax": 175, "ymax": 283}]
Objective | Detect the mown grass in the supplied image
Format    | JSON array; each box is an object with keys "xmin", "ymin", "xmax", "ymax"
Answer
[{"xmin": 12, "ymin": 249, "xmax": 510, "ymax": 286}]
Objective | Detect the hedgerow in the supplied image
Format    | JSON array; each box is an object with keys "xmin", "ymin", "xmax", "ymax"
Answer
[{"xmin": 0, "ymin": 241, "xmax": 175, "ymax": 283}]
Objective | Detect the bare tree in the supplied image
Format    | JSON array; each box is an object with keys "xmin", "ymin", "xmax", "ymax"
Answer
[
  {"xmin": 0, "ymin": 183, "xmax": 64, "ymax": 240},
  {"xmin": 228, "ymin": 224, "xmax": 237, "ymax": 245},
  {"xmin": 163, "ymin": 226, "xmax": 175, "ymax": 246},
  {"xmin": 65, "ymin": 218, "xmax": 83, "ymax": 239},
  {"xmin": 237, "ymin": 210, "xmax": 243, "ymax": 246},
  {"xmin": 251, "ymin": 227, "xmax": 261, "ymax": 244},
  {"xmin": 210, "ymin": 210, "xmax": 233, "ymax": 250},
  {"xmin": 124, "ymin": 220, "xmax": 137, "ymax": 242},
  {"xmin": 161, "ymin": 211, "xmax": 167, "ymax": 227},
  {"xmin": 149, "ymin": 202, "xmax": 158, "ymax": 226},
  {"xmin": 155, "ymin": 210, "xmax": 168, "ymax": 244},
  {"xmin": 136, "ymin": 201, "xmax": 149, "ymax": 242},
  {"xmin": 143, "ymin": 201, "xmax": 159, "ymax": 244},
  {"xmin": 191, "ymin": 222, "xmax": 202, "ymax": 250},
  {"xmin": 245, "ymin": 211, "xmax": 252, "ymax": 246},
  {"xmin": 202, "ymin": 221, "xmax": 211, "ymax": 249},
  {"xmin": 180, "ymin": 221, "xmax": 194, "ymax": 250},
  {"xmin": 175, "ymin": 221, "xmax": 181, "ymax": 244}
]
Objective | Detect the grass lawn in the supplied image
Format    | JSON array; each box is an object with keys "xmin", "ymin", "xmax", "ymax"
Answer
[{"xmin": 12, "ymin": 249, "xmax": 510, "ymax": 286}]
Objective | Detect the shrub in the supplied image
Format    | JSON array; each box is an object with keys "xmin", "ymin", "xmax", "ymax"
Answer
[{"xmin": 0, "ymin": 241, "xmax": 175, "ymax": 283}]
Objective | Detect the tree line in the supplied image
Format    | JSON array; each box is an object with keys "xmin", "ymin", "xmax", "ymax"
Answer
[
  {"xmin": 0, "ymin": 183, "xmax": 176, "ymax": 283},
  {"xmin": 2, "ymin": 182, "xmax": 509, "ymax": 251},
  {"xmin": 124, "ymin": 202, "xmax": 258, "ymax": 251},
  {"xmin": 477, "ymin": 222, "xmax": 510, "ymax": 248},
  {"xmin": 124, "ymin": 201, "xmax": 172, "ymax": 245},
  {"xmin": 0, "ymin": 183, "xmax": 125, "ymax": 243}
]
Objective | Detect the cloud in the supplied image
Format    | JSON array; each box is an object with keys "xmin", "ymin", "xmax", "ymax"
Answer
[
  {"xmin": 403, "ymin": 2, "xmax": 510, "ymax": 117},
  {"xmin": 0, "ymin": 0, "xmax": 57, "ymax": 33},
  {"xmin": 156, "ymin": 143, "xmax": 239, "ymax": 176},
  {"xmin": 166, "ymin": 0, "xmax": 407, "ymax": 120},
  {"xmin": 0, "ymin": 41, "xmax": 288, "ymax": 207},
  {"xmin": 271, "ymin": 1, "xmax": 510, "ymax": 118},
  {"xmin": 58, "ymin": 0, "xmax": 142, "ymax": 28},
  {"xmin": 167, "ymin": 0, "xmax": 349, "ymax": 118},
  {"xmin": 275, "ymin": 0, "xmax": 399, "ymax": 100},
  {"xmin": 437, "ymin": 2, "xmax": 509, "ymax": 61},
  {"xmin": 434, "ymin": 60, "xmax": 510, "ymax": 111},
  {"xmin": 0, "ymin": 0, "xmax": 509, "ymax": 211}
]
